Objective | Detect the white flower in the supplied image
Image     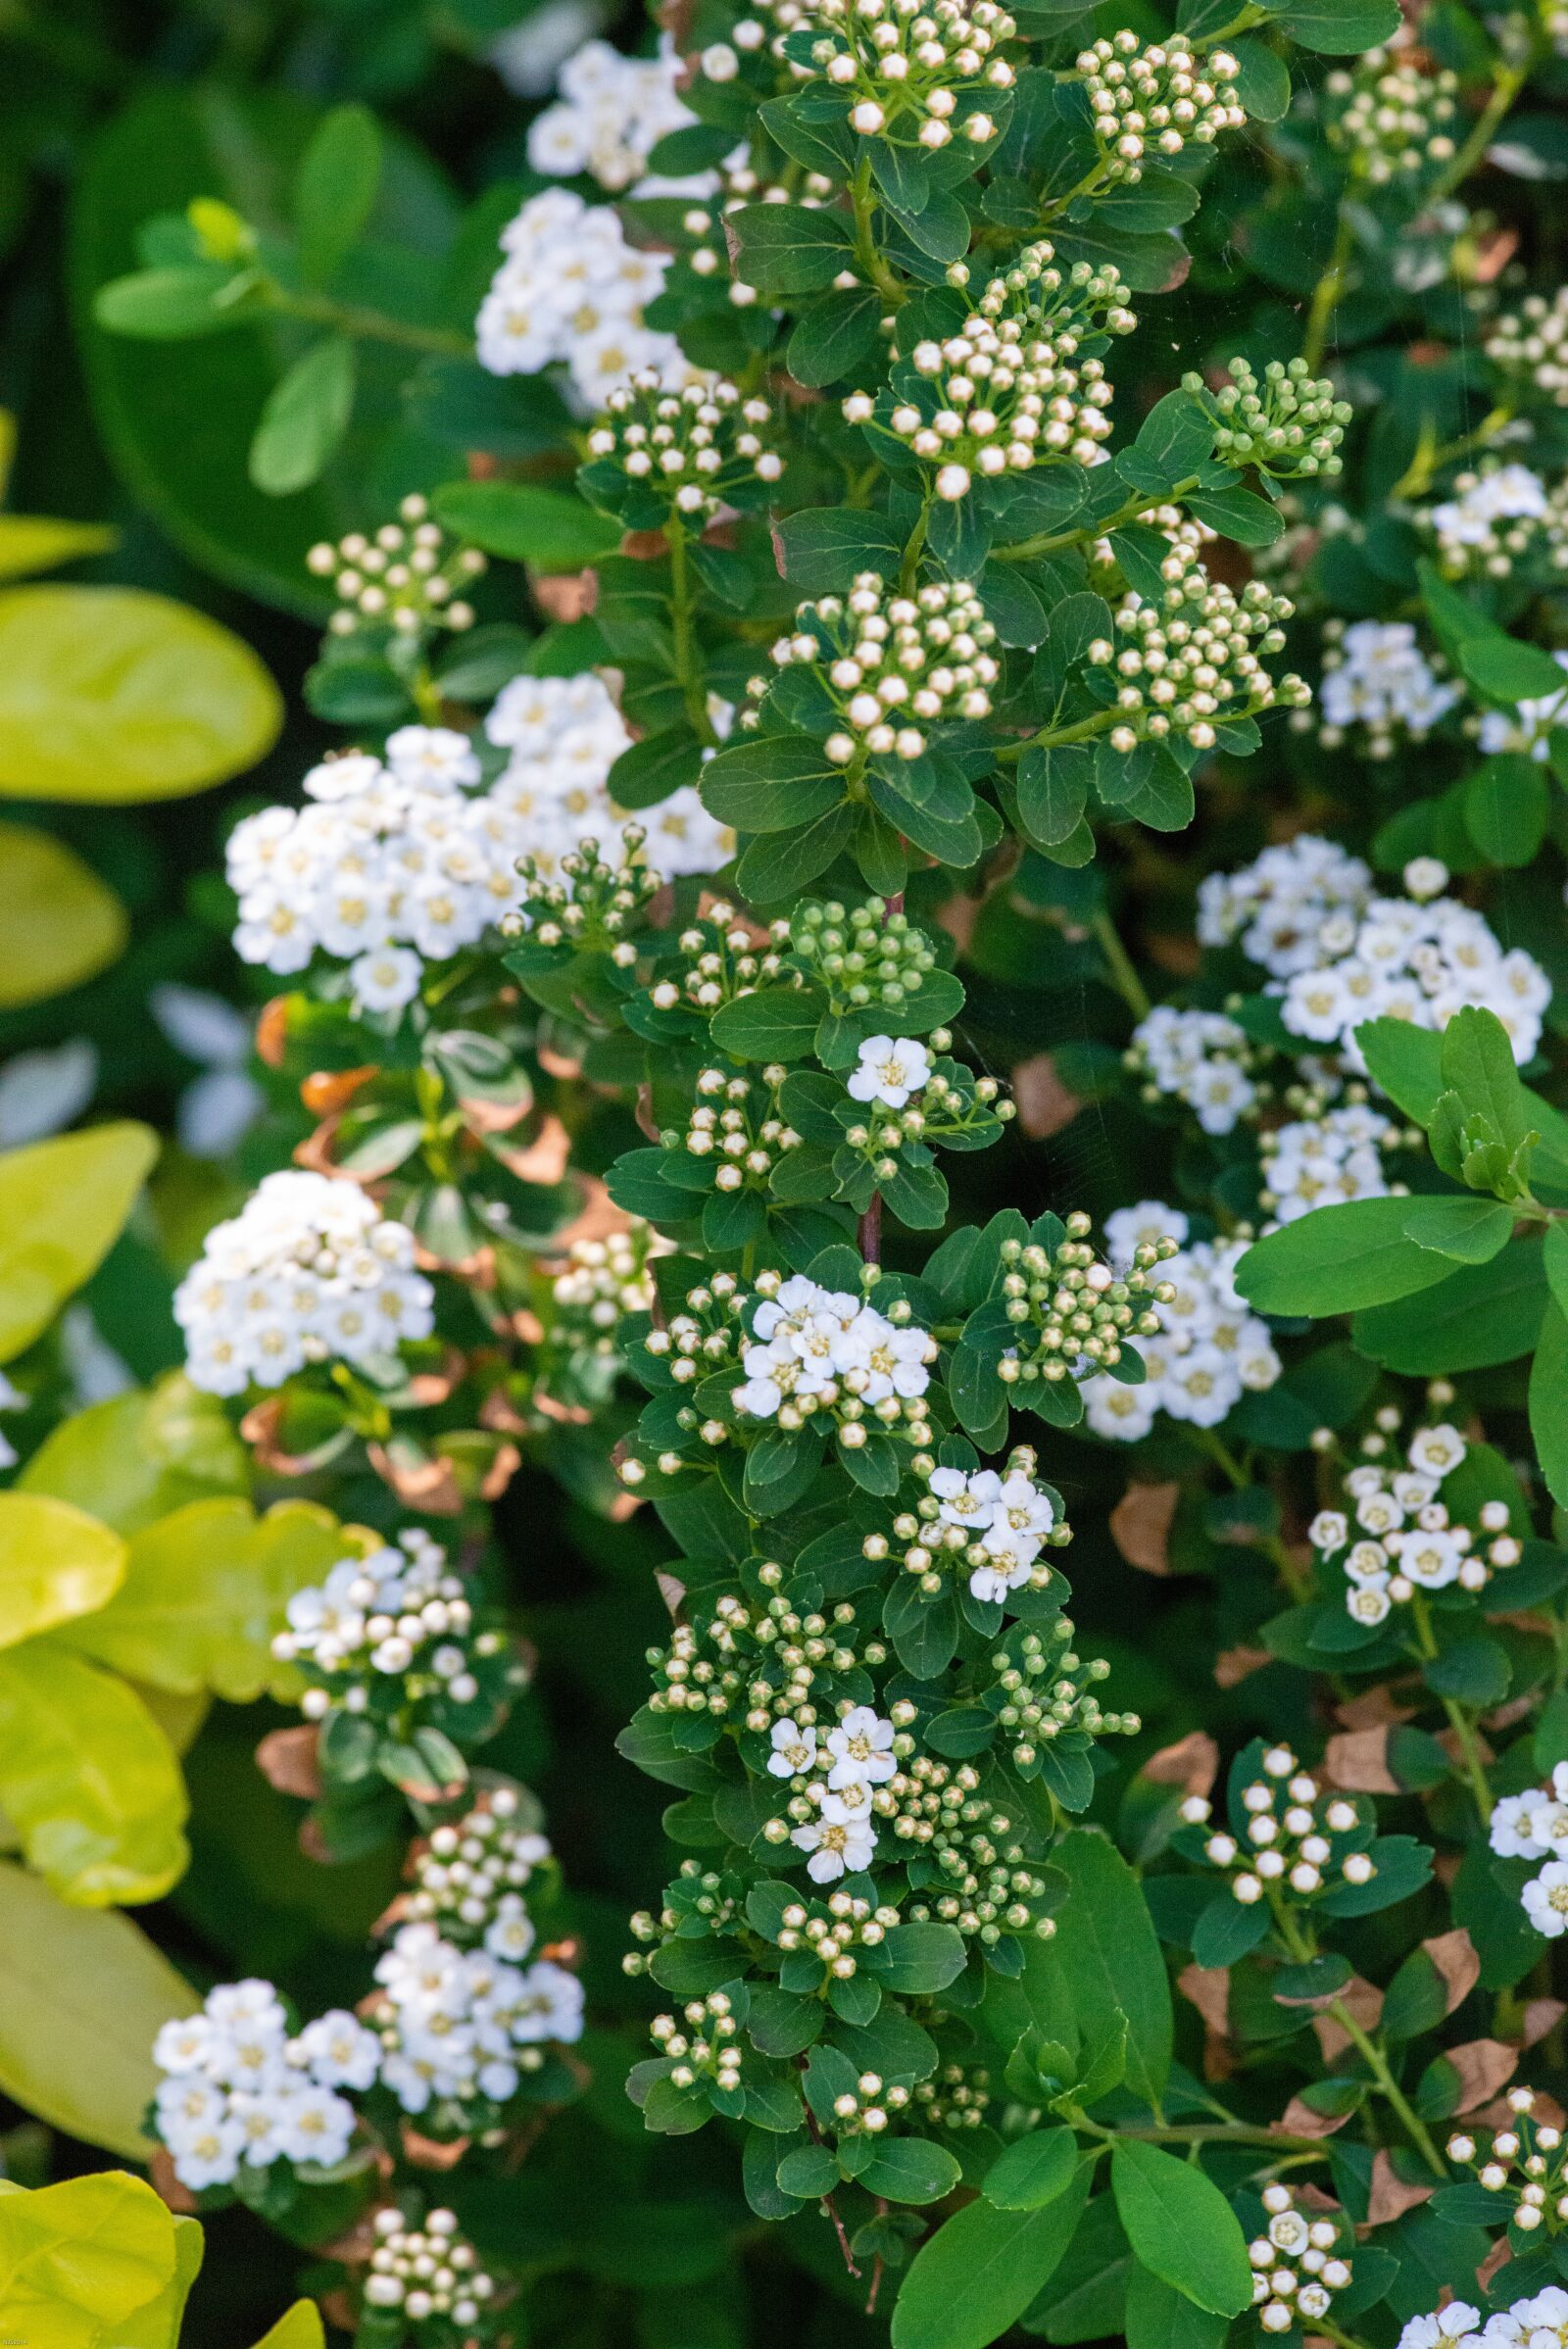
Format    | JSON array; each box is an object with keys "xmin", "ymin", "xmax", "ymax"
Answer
[
  {"xmin": 929, "ymin": 1466, "xmax": 1003, "ymax": 1529},
  {"xmin": 824, "ymin": 1707, "xmax": 897, "ymax": 1789},
  {"xmin": 846, "ymin": 1035, "xmax": 933, "ymax": 1109},
  {"xmin": 1309, "ymin": 1511, "xmax": 1348, "ymax": 1553},
  {"xmin": 1483, "ymin": 650, "xmax": 1568, "ymax": 759},
  {"xmin": 792, "ymin": 1793, "xmax": 877, "ymax": 1883},
  {"xmin": 162, "ymin": 2113, "xmax": 246, "ymax": 2191},
  {"xmin": 1197, "ymin": 835, "xmax": 1372, "ymax": 979},
  {"xmin": 295, "ymin": 2010, "xmax": 381, "ymax": 2091},
  {"xmin": 1408, "ymin": 1423, "xmax": 1467, "ymax": 1477},
  {"xmin": 1523, "ymin": 1860, "xmax": 1568, "ymax": 1936},
  {"xmin": 768, "ymin": 1718, "xmax": 818, "ymax": 1779},
  {"xmin": 1317, "ymin": 620, "xmax": 1460, "ymax": 746},
  {"xmin": 1103, "ymin": 1200, "xmax": 1188, "ymax": 1269},
  {"xmin": 271, "ymin": 2083, "xmax": 357, "ymax": 2166},
  {"xmin": 1491, "ymin": 1791, "xmax": 1550, "ymax": 1860},
  {"xmin": 476, "ymin": 189, "xmax": 684, "ymax": 401},
  {"xmin": 1394, "ymin": 2309, "xmax": 1482, "ymax": 2349},
  {"xmin": 980, "ymin": 1470, "xmax": 1055, "ymax": 1557}
]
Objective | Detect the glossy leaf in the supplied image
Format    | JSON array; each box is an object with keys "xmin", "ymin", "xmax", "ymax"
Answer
[
  {"xmin": 0, "ymin": 1644, "xmax": 188, "ymax": 1905},
  {"xmin": 0, "ymin": 1122, "xmax": 158, "ymax": 1363},
  {"xmin": 1109, "ymin": 2142, "xmax": 1252, "ymax": 2315},
  {"xmin": 0, "ymin": 1493, "xmax": 125, "ymax": 1650},
  {"xmin": 0, "ymin": 823, "xmax": 127, "ymax": 1008}
]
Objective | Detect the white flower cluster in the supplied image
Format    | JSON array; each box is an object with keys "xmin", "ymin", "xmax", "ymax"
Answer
[
  {"xmin": 770, "ymin": 574, "xmax": 999, "ymax": 760},
  {"xmin": 228, "ymin": 728, "xmax": 520, "ymax": 1005},
  {"xmin": 307, "ymin": 495, "xmax": 486, "ymax": 639},
  {"xmin": 1396, "ymin": 2284, "xmax": 1568, "ymax": 2348},
  {"xmin": 368, "ymin": 1920, "xmax": 584, "ymax": 2119},
  {"xmin": 152, "ymin": 1980, "xmax": 377, "ymax": 2191},
  {"xmin": 174, "ymin": 1170, "xmax": 433, "ymax": 1396},
  {"xmin": 850, "ymin": 242, "xmax": 1134, "ymax": 493},
  {"xmin": 733, "ymin": 1274, "xmax": 937, "ymax": 1442},
  {"xmin": 1245, "ymin": 2183, "xmax": 1354, "ymax": 2334},
  {"xmin": 1447, "ymin": 2084, "xmax": 1568, "ymax": 2238},
  {"xmin": 526, "ymin": 37, "xmax": 696, "ymax": 191},
  {"xmin": 1083, "ymin": 1204, "xmax": 1280, "ymax": 1441},
  {"xmin": 1311, "ymin": 1416, "xmax": 1520, "ymax": 1625},
  {"xmin": 1278, "ymin": 890, "xmax": 1551, "ymax": 1067},
  {"xmin": 272, "ymin": 1529, "xmax": 492, "ymax": 1711},
  {"xmin": 1128, "ymin": 1003, "xmax": 1259, "ymax": 1135},
  {"xmin": 1089, "ymin": 571, "xmax": 1307, "ymax": 754},
  {"xmin": 1423, "ymin": 462, "xmax": 1568, "ymax": 580},
  {"xmin": 475, "ymin": 188, "xmax": 680, "ymax": 404},
  {"xmin": 1317, "ymin": 619, "xmax": 1460, "ymax": 754},
  {"xmin": 768, "ymin": 1702, "xmax": 898, "ymax": 1883},
  {"xmin": 1259, "ymin": 1101, "xmax": 1405, "ymax": 1224},
  {"xmin": 1197, "ymin": 834, "xmax": 1373, "ymax": 979},
  {"xmin": 1480, "ymin": 648, "xmax": 1568, "ymax": 759},
  {"xmin": 364, "ymin": 2205, "xmax": 500, "ymax": 2331},
  {"xmin": 486, "ymin": 670, "xmax": 733, "ymax": 883},
  {"xmin": 1076, "ymin": 32, "xmax": 1245, "ymax": 180},
  {"xmin": 404, "ymin": 1786, "xmax": 554, "ymax": 1959},
  {"xmin": 1323, "ymin": 47, "xmax": 1457, "ymax": 184},
  {"xmin": 1182, "ymin": 1744, "xmax": 1374, "ymax": 1908},
  {"xmin": 1487, "ymin": 286, "xmax": 1568, "ymax": 405},
  {"xmin": 1491, "ymin": 1762, "xmax": 1568, "ymax": 1938},
  {"xmin": 585, "ymin": 371, "xmax": 782, "ymax": 520},
  {"xmin": 920, "ymin": 1459, "xmax": 1057, "ymax": 1601}
]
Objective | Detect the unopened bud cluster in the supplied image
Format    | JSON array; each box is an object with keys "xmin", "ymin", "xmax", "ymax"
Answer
[
  {"xmin": 546, "ymin": 1222, "xmax": 669, "ymax": 1365},
  {"xmin": 789, "ymin": 898, "xmax": 941, "ymax": 1012},
  {"xmin": 670, "ymin": 1064, "xmax": 803, "ymax": 1192},
  {"xmin": 1248, "ymin": 2184, "xmax": 1353, "ymax": 2333},
  {"xmin": 646, "ymin": 1584, "xmax": 888, "ymax": 1728},
  {"xmin": 1182, "ymin": 1745, "xmax": 1375, "ymax": 1906},
  {"xmin": 770, "ymin": 1890, "xmax": 899, "ymax": 1981},
  {"xmin": 648, "ymin": 903, "xmax": 784, "ymax": 1015},
  {"xmin": 790, "ymin": 0, "xmax": 1017, "ymax": 147},
  {"xmin": 826, "ymin": 2070, "xmax": 908, "ymax": 2136},
  {"xmin": 502, "ymin": 829, "xmax": 660, "ymax": 954},
  {"xmin": 1447, "ymin": 2086, "xmax": 1568, "ymax": 2233},
  {"xmin": 584, "ymin": 372, "xmax": 781, "ymax": 519},
  {"xmin": 851, "ymin": 243, "xmax": 1134, "ymax": 493},
  {"xmin": 1183, "ymin": 357, "xmax": 1351, "ymax": 478},
  {"xmin": 1076, "ymin": 33, "xmax": 1245, "ymax": 181},
  {"xmin": 989, "ymin": 1623, "xmax": 1140, "ymax": 1768},
  {"xmin": 884, "ymin": 1754, "xmax": 1055, "ymax": 1944},
  {"xmin": 307, "ymin": 495, "xmax": 485, "ymax": 638},
  {"xmin": 652, "ymin": 1991, "xmax": 744, "ymax": 2094},
  {"xmin": 770, "ymin": 574, "xmax": 998, "ymax": 761},
  {"xmin": 913, "ymin": 2062, "xmax": 994, "ymax": 2129},
  {"xmin": 994, "ymin": 1217, "xmax": 1171, "ymax": 1386},
  {"xmin": 1487, "ymin": 286, "xmax": 1568, "ymax": 406},
  {"xmin": 1308, "ymin": 1411, "xmax": 1517, "ymax": 1625},
  {"xmin": 364, "ymin": 2204, "xmax": 500, "ymax": 2332},
  {"xmin": 1089, "ymin": 571, "xmax": 1308, "ymax": 754},
  {"xmin": 403, "ymin": 1786, "xmax": 554, "ymax": 1956},
  {"xmin": 1323, "ymin": 48, "xmax": 1458, "ymax": 185}
]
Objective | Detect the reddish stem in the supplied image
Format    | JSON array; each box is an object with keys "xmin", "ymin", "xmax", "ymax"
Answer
[{"xmin": 858, "ymin": 1192, "xmax": 882, "ymax": 1264}]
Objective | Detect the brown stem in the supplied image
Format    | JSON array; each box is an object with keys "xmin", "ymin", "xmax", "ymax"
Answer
[{"xmin": 858, "ymin": 1193, "xmax": 883, "ymax": 1264}]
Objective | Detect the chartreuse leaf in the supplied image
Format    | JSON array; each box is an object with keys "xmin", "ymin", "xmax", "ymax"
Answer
[
  {"xmin": 892, "ymin": 2158, "xmax": 1093, "ymax": 2349},
  {"xmin": 0, "ymin": 1645, "xmax": 188, "ymax": 1905},
  {"xmin": 0, "ymin": 1865, "xmax": 198, "ymax": 2153},
  {"xmin": 292, "ymin": 102, "xmax": 382, "ymax": 287},
  {"xmin": 0, "ymin": 515, "xmax": 116, "ymax": 582},
  {"xmin": 0, "ymin": 588, "xmax": 280, "ymax": 801},
  {"xmin": 115, "ymin": 2213, "xmax": 204, "ymax": 2349},
  {"xmin": 1531, "ymin": 1300, "xmax": 1568, "ymax": 1512},
  {"xmin": 58, "ymin": 1497, "xmax": 343, "ymax": 1701},
  {"xmin": 1039, "ymin": 1831, "xmax": 1171, "ymax": 2112},
  {"xmin": 20, "ymin": 1374, "xmax": 249, "ymax": 1538},
  {"xmin": 0, "ymin": 2172, "xmax": 175, "ymax": 2347},
  {"xmin": 0, "ymin": 824, "xmax": 126, "ymax": 1008},
  {"xmin": 1109, "ymin": 2142, "xmax": 1252, "ymax": 2315},
  {"xmin": 0, "ymin": 1494, "xmax": 125, "ymax": 1649},
  {"xmin": 1235, "ymin": 1196, "xmax": 1474, "ymax": 1317},
  {"xmin": 0, "ymin": 1122, "xmax": 158, "ymax": 1363},
  {"xmin": 250, "ymin": 2304, "xmax": 327, "ymax": 2349}
]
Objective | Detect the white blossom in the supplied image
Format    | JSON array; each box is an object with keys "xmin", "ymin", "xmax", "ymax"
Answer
[{"xmin": 475, "ymin": 188, "xmax": 684, "ymax": 403}]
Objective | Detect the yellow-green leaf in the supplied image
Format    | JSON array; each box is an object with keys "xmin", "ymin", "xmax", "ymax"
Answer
[
  {"xmin": 0, "ymin": 584, "xmax": 281, "ymax": 803},
  {"xmin": 0, "ymin": 1121, "xmax": 158, "ymax": 1363},
  {"xmin": 60, "ymin": 1496, "xmax": 342, "ymax": 1702},
  {"xmin": 0, "ymin": 1645, "xmax": 188, "ymax": 1904},
  {"xmin": 0, "ymin": 516, "xmax": 116, "ymax": 585},
  {"xmin": 21, "ymin": 1374, "xmax": 249, "ymax": 1537},
  {"xmin": 116, "ymin": 2214, "xmax": 204, "ymax": 2349},
  {"xmin": 252, "ymin": 2301, "xmax": 327, "ymax": 2349},
  {"xmin": 0, "ymin": 1863, "xmax": 198, "ymax": 2155},
  {"xmin": 0, "ymin": 823, "xmax": 127, "ymax": 1009},
  {"xmin": 0, "ymin": 2173, "xmax": 175, "ymax": 2349},
  {"xmin": 0, "ymin": 1493, "xmax": 125, "ymax": 1649}
]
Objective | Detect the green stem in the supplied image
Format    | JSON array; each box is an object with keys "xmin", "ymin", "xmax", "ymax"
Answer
[
  {"xmin": 991, "ymin": 475, "xmax": 1203, "ymax": 565},
  {"xmin": 1423, "ymin": 56, "xmax": 1531, "ymax": 211},
  {"xmin": 1302, "ymin": 208, "xmax": 1355, "ymax": 374},
  {"xmin": 666, "ymin": 519, "xmax": 715, "ymax": 745},
  {"xmin": 1191, "ymin": 1429, "xmax": 1312, "ymax": 1600},
  {"xmin": 1091, "ymin": 910, "xmax": 1152, "ymax": 1021},
  {"xmin": 1408, "ymin": 1594, "xmax": 1493, "ymax": 1822},
  {"xmin": 1389, "ymin": 403, "xmax": 1515, "ymax": 502},
  {"xmin": 995, "ymin": 709, "xmax": 1121, "ymax": 763},
  {"xmin": 1272, "ymin": 1908, "xmax": 1446, "ymax": 2177},
  {"xmin": 850, "ymin": 157, "xmax": 906, "ymax": 308},
  {"xmin": 901, "ymin": 494, "xmax": 932, "ymax": 594},
  {"xmin": 267, "ymin": 282, "xmax": 474, "ymax": 359}
]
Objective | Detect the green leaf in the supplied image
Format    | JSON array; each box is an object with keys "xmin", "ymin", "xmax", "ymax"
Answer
[
  {"xmin": 1441, "ymin": 1004, "xmax": 1530, "ymax": 1149},
  {"xmin": 875, "ymin": 1921, "xmax": 968, "ymax": 1993},
  {"xmin": 727, "ymin": 204, "xmax": 854, "ymax": 294},
  {"xmin": 0, "ymin": 2172, "xmax": 175, "ymax": 2342},
  {"xmin": 432, "ymin": 480, "xmax": 620, "ymax": 572},
  {"xmin": 1235, "ymin": 1196, "xmax": 1468, "ymax": 1316},
  {"xmin": 92, "ymin": 264, "xmax": 252, "ymax": 339},
  {"xmin": 774, "ymin": 507, "xmax": 905, "ymax": 592},
  {"xmin": 0, "ymin": 1864, "xmax": 197, "ymax": 2154},
  {"xmin": 859, "ymin": 2137, "xmax": 963, "ymax": 2204},
  {"xmin": 0, "ymin": 1122, "xmax": 158, "ymax": 1362},
  {"xmin": 788, "ymin": 291, "xmax": 883, "ymax": 388},
  {"xmin": 0, "ymin": 824, "xmax": 127, "ymax": 1008},
  {"xmin": 1398, "ymin": 1197, "xmax": 1514, "ymax": 1263},
  {"xmin": 699, "ymin": 734, "xmax": 847, "ymax": 831},
  {"xmin": 984, "ymin": 2128, "xmax": 1080, "ymax": 2211},
  {"xmin": 1182, "ymin": 483, "xmax": 1285, "ymax": 545},
  {"xmin": 1269, "ymin": 0, "xmax": 1400, "ymax": 46},
  {"xmin": 710, "ymin": 985, "xmax": 826, "ymax": 1062},
  {"xmin": 891, "ymin": 2162, "xmax": 1093, "ymax": 2349},
  {"xmin": 1464, "ymin": 754, "xmax": 1549, "ymax": 867},
  {"xmin": 1458, "ymin": 633, "xmax": 1568, "ymax": 705},
  {"xmin": 1041, "ymin": 1830, "xmax": 1171, "ymax": 2112},
  {"xmin": 0, "ymin": 1494, "xmax": 124, "ymax": 1650},
  {"xmin": 1016, "ymin": 746, "xmax": 1094, "ymax": 850},
  {"xmin": 59, "ymin": 1497, "xmax": 343, "ymax": 1703},
  {"xmin": 292, "ymin": 102, "xmax": 382, "ymax": 288},
  {"xmin": 0, "ymin": 587, "xmax": 280, "ymax": 801},
  {"xmin": 1123, "ymin": 2265, "xmax": 1232, "ymax": 2349},
  {"xmin": 0, "ymin": 1643, "xmax": 188, "ymax": 1905},
  {"xmin": 1350, "ymin": 1240, "xmax": 1546, "ymax": 1373},
  {"xmin": 1355, "ymin": 1018, "xmax": 1444, "ymax": 1125},
  {"xmin": 1532, "ymin": 1300, "xmax": 1568, "ymax": 1512},
  {"xmin": 248, "ymin": 334, "xmax": 357, "ymax": 495},
  {"xmin": 1109, "ymin": 2143, "xmax": 1251, "ymax": 2315},
  {"xmin": 736, "ymin": 805, "xmax": 858, "ymax": 902}
]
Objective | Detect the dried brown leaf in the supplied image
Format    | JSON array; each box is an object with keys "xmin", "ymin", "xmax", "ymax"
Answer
[{"xmin": 1109, "ymin": 1481, "xmax": 1180, "ymax": 1575}]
